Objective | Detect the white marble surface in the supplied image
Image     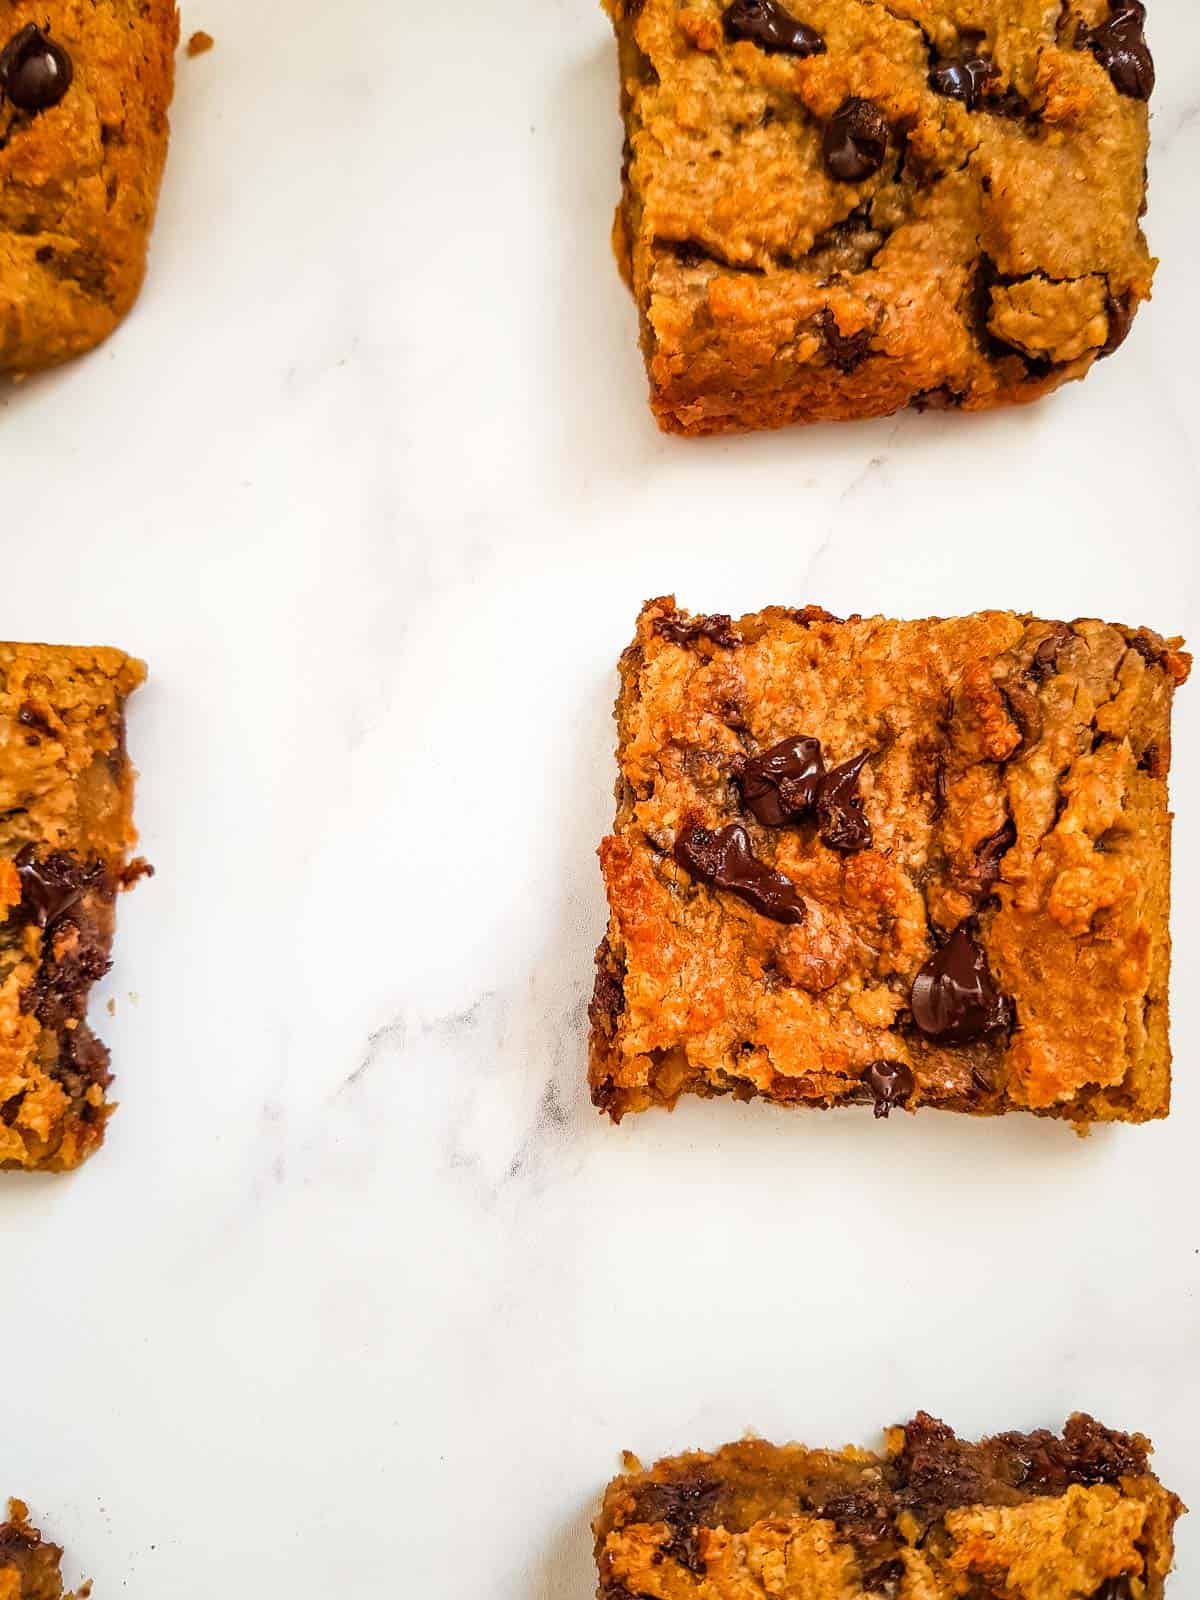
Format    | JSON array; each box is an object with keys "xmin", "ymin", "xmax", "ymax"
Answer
[{"xmin": 0, "ymin": 0, "xmax": 1198, "ymax": 1593}]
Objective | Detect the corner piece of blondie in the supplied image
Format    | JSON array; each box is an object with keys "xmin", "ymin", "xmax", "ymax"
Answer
[
  {"xmin": 604, "ymin": 0, "xmax": 1157, "ymax": 433},
  {"xmin": 0, "ymin": 643, "xmax": 148, "ymax": 1172},
  {"xmin": 0, "ymin": 2, "xmax": 179, "ymax": 376},
  {"xmin": 0, "ymin": 1501, "xmax": 76, "ymax": 1600},
  {"xmin": 594, "ymin": 1414, "xmax": 1185, "ymax": 1598},
  {"xmin": 589, "ymin": 599, "xmax": 1189, "ymax": 1127}
]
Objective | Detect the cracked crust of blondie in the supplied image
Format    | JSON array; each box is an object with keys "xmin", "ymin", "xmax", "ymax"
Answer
[
  {"xmin": 0, "ymin": 1502, "xmax": 75, "ymax": 1600},
  {"xmin": 0, "ymin": 643, "xmax": 147, "ymax": 1172},
  {"xmin": 0, "ymin": 0, "xmax": 179, "ymax": 376},
  {"xmin": 589, "ymin": 599, "xmax": 1189, "ymax": 1126},
  {"xmin": 604, "ymin": 0, "xmax": 1156, "ymax": 432},
  {"xmin": 594, "ymin": 1415, "xmax": 1185, "ymax": 1599}
]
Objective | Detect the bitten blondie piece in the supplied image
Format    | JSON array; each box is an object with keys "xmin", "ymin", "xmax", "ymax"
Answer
[
  {"xmin": 0, "ymin": 644, "xmax": 147, "ymax": 1172},
  {"xmin": 604, "ymin": 0, "xmax": 1157, "ymax": 433},
  {"xmin": 0, "ymin": 1501, "xmax": 75, "ymax": 1600},
  {"xmin": 590, "ymin": 600, "xmax": 1189, "ymax": 1125},
  {"xmin": 0, "ymin": 1, "xmax": 179, "ymax": 376},
  {"xmin": 595, "ymin": 1414, "xmax": 1185, "ymax": 1599}
]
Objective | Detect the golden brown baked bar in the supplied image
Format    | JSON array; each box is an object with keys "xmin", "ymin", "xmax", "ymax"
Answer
[
  {"xmin": 0, "ymin": 643, "xmax": 147, "ymax": 1172},
  {"xmin": 0, "ymin": 1501, "xmax": 76, "ymax": 1600},
  {"xmin": 604, "ymin": 0, "xmax": 1157, "ymax": 433},
  {"xmin": 0, "ymin": 1, "xmax": 179, "ymax": 376},
  {"xmin": 595, "ymin": 1414, "xmax": 1185, "ymax": 1599},
  {"xmin": 590, "ymin": 599, "xmax": 1189, "ymax": 1126}
]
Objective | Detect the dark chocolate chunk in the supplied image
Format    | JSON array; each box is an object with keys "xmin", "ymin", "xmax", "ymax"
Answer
[
  {"xmin": 929, "ymin": 55, "xmax": 997, "ymax": 110},
  {"xmin": 817, "ymin": 751, "xmax": 872, "ymax": 852},
  {"xmin": 675, "ymin": 822, "xmax": 806, "ymax": 924},
  {"xmin": 654, "ymin": 611, "xmax": 741, "ymax": 650},
  {"xmin": 0, "ymin": 24, "xmax": 73, "ymax": 114},
  {"xmin": 1061, "ymin": 1413, "xmax": 1149, "ymax": 1484},
  {"xmin": 974, "ymin": 817, "xmax": 1016, "ymax": 892},
  {"xmin": 896, "ymin": 1413, "xmax": 988, "ymax": 1515},
  {"xmin": 823, "ymin": 98, "xmax": 889, "ymax": 182},
  {"xmin": 910, "ymin": 922, "xmax": 1013, "ymax": 1044},
  {"xmin": 13, "ymin": 848, "xmax": 101, "ymax": 930},
  {"xmin": 723, "ymin": 0, "xmax": 826, "ymax": 56},
  {"xmin": 862, "ymin": 1059, "xmax": 915, "ymax": 1119},
  {"xmin": 1087, "ymin": 1, "xmax": 1154, "ymax": 99},
  {"xmin": 740, "ymin": 735, "xmax": 825, "ymax": 827}
]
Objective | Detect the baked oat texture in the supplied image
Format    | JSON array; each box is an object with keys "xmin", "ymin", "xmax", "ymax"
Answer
[
  {"xmin": 594, "ymin": 1414, "xmax": 1185, "ymax": 1599},
  {"xmin": 589, "ymin": 599, "xmax": 1189, "ymax": 1126},
  {"xmin": 0, "ymin": 0, "xmax": 179, "ymax": 376},
  {"xmin": 604, "ymin": 0, "xmax": 1157, "ymax": 433},
  {"xmin": 0, "ymin": 1501, "xmax": 73, "ymax": 1600},
  {"xmin": 0, "ymin": 643, "xmax": 146, "ymax": 1172}
]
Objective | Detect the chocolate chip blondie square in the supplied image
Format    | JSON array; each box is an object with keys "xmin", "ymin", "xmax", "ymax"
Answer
[
  {"xmin": 0, "ymin": 2, "xmax": 179, "ymax": 376},
  {"xmin": 590, "ymin": 600, "xmax": 1189, "ymax": 1125},
  {"xmin": 595, "ymin": 1414, "xmax": 1185, "ymax": 1598},
  {"xmin": 0, "ymin": 1502, "xmax": 77, "ymax": 1600},
  {"xmin": 605, "ymin": 0, "xmax": 1157, "ymax": 433},
  {"xmin": 0, "ymin": 643, "xmax": 148, "ymax": 1172}
]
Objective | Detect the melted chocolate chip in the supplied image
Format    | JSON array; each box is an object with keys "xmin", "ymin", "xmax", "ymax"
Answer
[
  {"xmin": 0, "ymin": 24, "xmax": 73, "ymax": 114},
  {"xmin": 13, "ymin": 848, "xmax": 101, "ymax": 929},
  {"xmin": 630, "ymin": 1476, "xmax": 721, "ymax": 1576},
  {"xmin": 1128, "ymin": 627, "xmax": 1168, "ymax": 668},
  {"xmin": 589, "ymin": 940, "xmax": 626, "ymax": 1040},
  {"xmin": 654, "ymin": 612, "xmax": 741, "ymax": 650},
  {"xmin": 675, "ymin": 823, "xmax": 806, "ymax": 924},
  {"xmin": 929, "ymin": 55, "xmax": 997, "ymax": 110},
  {"xmin": 17, "ymin": 703, "xmax": 53, "ymax": 737},
  {"xmin": 823, "ymin": 98, "xmax": 889, "ymax": 182},
  {"xmin": 817, "ymin": 751, "xmax": 872, "ymax": 852},
  {"xmin": 739, "ymin": 736, "xmax": 825, "ymax": 827},
  {"xmin": 910, "ymin": 922, "xmax": 1013, "ymax": 1044},
  {"xmin": 911, "ymin": 386, "xmax": 964, "ymax": 412},
  {"xmin": 1092, "ymin": 1580, "xmax": 1134, "ymax": 1600},
  {"xmin": 817, "ymin": 308, "xmax": 873, "ymax": 372},
  {"xmin": 861, "ymin": 1560, "xmax": 905, "ymax": 1595},
  {"xmin": 974, "ymin": 817, "xmax": 1016, "ymax": 892},
  {"xmin": 722, "ymin": 0, "xmax": 826, "ymax": 56},
  {"xmin": 1087, "ymin": 1, "xmax": 1154, "ymax": 99},
  {"xmin": 1101, "ymin": 290, "xmax": 1136, "ymax": 357},
  {"xmin": 862, "ymin": 1059, "xmax": 914, "ymax": 1119},
  {"xmin": 1028, "ymin": 625, "xmax": 1072, "ymax": 682}
]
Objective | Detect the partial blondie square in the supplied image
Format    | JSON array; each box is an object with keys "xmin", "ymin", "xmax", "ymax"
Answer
[
  {"xmin": 590, "ymin": 599, "xmax": 1189, "ymax": 1126},
  {"xmin": 0, "ymin": 1502, "xmax": 76, "ymax": 1600},
  {"xmin": 605, "ymin": 0, "xmax": 1157, "ymax": 433},
  {"xmin": 0, "ymin": 644, "xmax": 147, "ymax": 1172},
  {"xmin": 595, "ymin": 1414, "xmax": 1184, "ymax": 1598},
  {"xmin": 0, "ymin": 2, "xmax": 179, "ymax": 376}
]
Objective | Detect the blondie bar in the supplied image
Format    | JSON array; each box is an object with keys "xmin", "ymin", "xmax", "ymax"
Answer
[
  {"xmin": 0, "ymin": 1502, "xmax": 75, "ymax": 1600},
  {"xmin": 604, "ymin": 0, "xmax": 1157, "ymax": 433},
  {"xmin": 0, "ymin": 2, "xmax": 179, "ymax": 376},
  {"xmin": 595, "ymin": 1414, "xmax": 1184, "ymax": 1598},
  {"xmin": 0, "ymin": 644, "xmax": 147, "ymax": 1172},
  {"xmin": 590, "ymin": 600, "xmax": 1189, "ymax": 1125}
]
